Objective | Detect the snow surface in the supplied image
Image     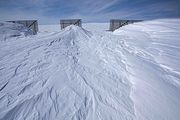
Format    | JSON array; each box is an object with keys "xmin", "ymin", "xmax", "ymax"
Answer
[{"xmin": 0, "ymin": 19, "xmax": 180, "ymax": 120}]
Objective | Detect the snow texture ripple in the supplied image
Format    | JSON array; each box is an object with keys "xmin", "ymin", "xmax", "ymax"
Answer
[{"xmin": 0, "ymin": 19, "xmax": 180, "ymax": 120}]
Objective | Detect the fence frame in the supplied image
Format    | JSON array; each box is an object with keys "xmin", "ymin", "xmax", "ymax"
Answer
[
  {"xmin": 7, "ymin": 20, "xmax": 38, "ymax": 34},
  {"xmin": 60, "ymin": 19, "xmax": 82, "ymax": 29},
  {"xmin": 109, "ymin": 19, "xmax": 142, "ymax": 31}
]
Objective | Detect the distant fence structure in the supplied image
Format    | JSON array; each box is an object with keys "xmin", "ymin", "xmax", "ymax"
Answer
[
  {"xmin": 60, "ymin": 19, "xmax": 82, "ymax": 29},
  {"xmin": 7, "ymin": 20, "xmax": 38, "ymax": 34},
  {"xmin": 109, "ymin": 19, "xmax": 142, "ymax": 31}
]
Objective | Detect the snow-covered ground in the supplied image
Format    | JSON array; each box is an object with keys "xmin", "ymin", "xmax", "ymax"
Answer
[{"xmin": 0, "ymin": 19, "xmax": 180, "ymax": 120}]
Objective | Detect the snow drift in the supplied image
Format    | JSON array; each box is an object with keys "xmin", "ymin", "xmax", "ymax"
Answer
[
  {"xmin": 0, "ymin": 19, "xmax": 180, "ymax": 120},
  {"xmin": 114, "ymin": 19, "xmax": 180, "ymax": 120}
]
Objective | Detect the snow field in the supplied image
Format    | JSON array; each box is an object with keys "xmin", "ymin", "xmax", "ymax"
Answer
[{"xmin": 0, "ymin": 18, "xmax": 180, "ymax": 120}]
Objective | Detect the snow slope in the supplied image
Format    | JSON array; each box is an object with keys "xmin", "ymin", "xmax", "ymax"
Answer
[
  {"xmin": 0, "ymin": 19, "xmax": 180, "ymax": 120},
  {"xmin": 114, "ymin": 19, "xmax": 180, "ymax": 120}
]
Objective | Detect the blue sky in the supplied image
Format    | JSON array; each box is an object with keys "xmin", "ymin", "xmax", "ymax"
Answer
[{"xmin": 0, "ymin": 0, "xmax": 180, "ymax": 24}]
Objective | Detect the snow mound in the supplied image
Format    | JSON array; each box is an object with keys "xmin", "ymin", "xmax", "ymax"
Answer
[
  {"xmin": 0, "ymin": 19, "xmax": 180, "ymax": 120},
  {"xmin": 114, "ymin": 18, "xmax": 180, "ymax": 119},
  {"xmin": 0, "ymin": 22, "xmax": 34, "ymax": 41},
  {"xmin": 0, "ymin": 25, "xmax": 134, "ymax": 120}
]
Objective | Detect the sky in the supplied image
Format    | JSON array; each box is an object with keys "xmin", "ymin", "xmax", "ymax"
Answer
[{"xmin": 0, "ymin": 0, "xmax": 180, "ymax": 24}]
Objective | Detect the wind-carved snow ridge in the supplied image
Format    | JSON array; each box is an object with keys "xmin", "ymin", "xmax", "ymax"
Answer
[
  {"xmin": 0, "ymin": 24, "xmax": 135, "ymax": 120},
  {"xmin": 1, "ymin": 19, "xmax": 180, "ymax": 120},
  {"xmin": 114, "ymin": 19, "xmax": 180, "ymax": 120}
]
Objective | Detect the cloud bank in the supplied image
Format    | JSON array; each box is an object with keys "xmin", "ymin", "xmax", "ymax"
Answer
[{"xmin": 0, "ymin": 0, "xmax": 180, "ymax": 24}]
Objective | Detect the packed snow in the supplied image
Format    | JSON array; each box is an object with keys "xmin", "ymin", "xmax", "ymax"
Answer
[{"xmin": 0, "ymin": 19, "xmax": 180, "ymax": 120}]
